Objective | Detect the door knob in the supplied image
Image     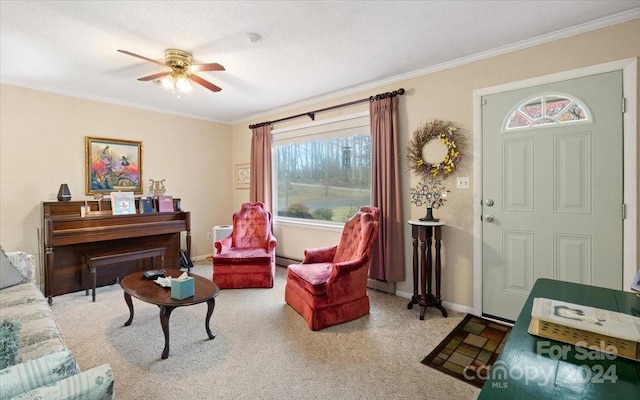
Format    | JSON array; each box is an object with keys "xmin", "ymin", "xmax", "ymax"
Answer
[
  {"xmin": 485, "ymin": 199, "xmax": 494, "ymax": 206},
  {"xmin": 485, "ymin": 215, "xmax": 495, "ymax": 222}
]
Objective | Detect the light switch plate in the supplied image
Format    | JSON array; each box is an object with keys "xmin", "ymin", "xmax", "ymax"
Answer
[{"xmin": 457, "ymin": 177, "xmax": 470, "ymax": 189}]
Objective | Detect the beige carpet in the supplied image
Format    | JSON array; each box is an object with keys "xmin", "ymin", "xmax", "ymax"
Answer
[{"xmin": 50, "ymin": 261, "xmax": 480, "ymax": 400}]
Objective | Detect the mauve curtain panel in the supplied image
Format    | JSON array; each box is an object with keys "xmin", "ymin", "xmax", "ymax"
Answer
[
  {"xmin": 369, "ymin": 96, "xmax": 405, "ymax": 282},
  {"xmin": 250, "ymin": 124, "xmax": 273, "ymax": 210}
]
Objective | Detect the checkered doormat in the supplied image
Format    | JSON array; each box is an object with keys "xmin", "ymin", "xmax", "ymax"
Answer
[{"xmin": 421, "ymin": 314, "xmax": 512, "ymax": 388}]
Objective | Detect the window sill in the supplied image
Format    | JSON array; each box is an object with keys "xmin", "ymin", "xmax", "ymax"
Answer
[{"xmin": 273, "ymin": 217, "xmax": 344, "ymax": 232}]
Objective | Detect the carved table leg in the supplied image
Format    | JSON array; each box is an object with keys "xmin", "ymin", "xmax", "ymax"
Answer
[
  {"xmin": 426, "ymin": 227, "xmax": 433, "ymax": 297},
  {"xmin": 435, "ymin": 303, "xmax": 449, "ymax": 317},
  {"xmin": 205, "ymin": 299, "xmax": 216, "ymax": 340},
  {"xmin": 123, "ymin": 292, "xmax": 134, "ymax": 326},
  {"xmin": 407, "ymin": 226, "xmax": 419, "ymax": 310},
  {"xmin": 159, "ymin": 306, "xmax": 175, "ymax": 359},
  {"xmin": 434, "ymin": 227, "xmax": 448, "ymax": 317},
  {"xmin": 419, "ymin": 230, "xmax": 428, "ymax": 320},
  {"xmin": 420, "ymin": 304, "xmax": 428, "ymax": 320}
]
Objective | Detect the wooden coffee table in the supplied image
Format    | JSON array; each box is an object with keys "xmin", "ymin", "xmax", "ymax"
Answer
[{"xmin": 120, "ymin": 269, "xmax": 220, "ymax": 359}]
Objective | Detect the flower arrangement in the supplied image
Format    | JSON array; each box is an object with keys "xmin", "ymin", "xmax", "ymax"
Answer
[
  {"xmin": 409, "ymin": 179, "xmax": 449, "ymax": 221},
  {"xmin": 406, "ymin": 119, "xmax": 461, "ymax": 180}
]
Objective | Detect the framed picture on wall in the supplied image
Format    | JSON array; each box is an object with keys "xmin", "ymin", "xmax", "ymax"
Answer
[
  {"xmin": 85, "ymin": 137, "xmax": 143, "ymax": 195},
  {"xmin": 235, "ymin": 163, "xmax": 250, "ymax": 189}
]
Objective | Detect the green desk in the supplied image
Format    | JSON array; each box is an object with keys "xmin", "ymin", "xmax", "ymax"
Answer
[{"xmin": 478, "ymin": 278, "xmax": 640, "ymax": 399}]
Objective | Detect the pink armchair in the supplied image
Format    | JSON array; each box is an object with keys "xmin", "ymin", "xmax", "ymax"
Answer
[
  {"xmin": 285, "ymin": 206, "xmax": 380, "ymax": 330},
  {"xmin": 212, "ymin": 202, "xmax": 277, "ymax": 289}
]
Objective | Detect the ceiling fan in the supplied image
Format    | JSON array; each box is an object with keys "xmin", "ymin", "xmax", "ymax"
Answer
[{"xmin": 117, "ymin": 48, "xmax": 225, "ymax": 93}]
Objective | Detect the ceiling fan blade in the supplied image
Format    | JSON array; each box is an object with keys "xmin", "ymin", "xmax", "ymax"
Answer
[
  {"xmin": 137, "ymin": 71, "xmax": 171, "ymax": 81},
  {"xmin": 117, "ymin": 49, "xmax": 166, "ymax": 67},
  {"xmin": 190, "ymin": 74, "xmax": 222, "ymax": 92},
  {"xmin": 189, "ymin": 63, "xmax": 225, "ymax": 72}
]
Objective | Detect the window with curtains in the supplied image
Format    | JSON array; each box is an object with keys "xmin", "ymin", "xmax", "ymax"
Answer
[{"xmin": 272, "ymin": 112, "xmax": 371, "ymax": 224}]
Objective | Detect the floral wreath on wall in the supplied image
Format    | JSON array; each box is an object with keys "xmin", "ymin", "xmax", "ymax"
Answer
[{"xmin": 405, "ymin": 119, "xmax": 462, "ymax": 180}]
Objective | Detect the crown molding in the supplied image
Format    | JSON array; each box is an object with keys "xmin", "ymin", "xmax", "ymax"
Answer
[
  {"xmin": 236, "ymin": 8, "xmax": 640, "ymax": 127},
  {"xmin": 0, "ymin": 80, "xmax": 226, "ymax": 123}
]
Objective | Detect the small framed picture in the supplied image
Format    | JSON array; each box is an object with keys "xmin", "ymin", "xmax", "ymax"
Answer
[{"xmin": 235, "ymin": 163, "xmax": 250, "ymax": 189}]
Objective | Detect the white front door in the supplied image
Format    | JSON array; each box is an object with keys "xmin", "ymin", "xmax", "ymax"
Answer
[{"xmin": 481, "ymin": 71, "xmax": 623, "ymax": 321}]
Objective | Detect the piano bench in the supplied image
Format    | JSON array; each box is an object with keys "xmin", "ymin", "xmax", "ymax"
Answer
[{"xmin": 83, "ymin": 247, "xmax": 166, "ymax": 302}]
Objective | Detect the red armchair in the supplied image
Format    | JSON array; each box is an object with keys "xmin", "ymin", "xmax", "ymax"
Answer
[
  {"xmin": 285, "ymin": 206, "xmax": 380, "ymax": 330},
  {"xmin": 212, "ymin": 202, "xmax": 277, "ymax": 289}
]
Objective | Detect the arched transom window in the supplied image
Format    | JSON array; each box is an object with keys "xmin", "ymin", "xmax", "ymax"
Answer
[{"xmin": 505, "ymin": 94, "xmax": 589, "ymax": 130}]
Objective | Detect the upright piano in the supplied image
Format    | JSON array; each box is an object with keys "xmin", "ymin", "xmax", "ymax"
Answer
[{"xmin": 42, "ymin": 199, "xmax": 190, "ymax": 304}]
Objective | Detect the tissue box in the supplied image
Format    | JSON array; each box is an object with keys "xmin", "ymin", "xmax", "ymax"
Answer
[{"xmin": 171, "ymin": 276, "xmax": 195, "ymax": 300}]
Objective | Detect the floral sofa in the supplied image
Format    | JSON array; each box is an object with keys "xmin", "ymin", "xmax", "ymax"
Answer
[{"xmin": 0, "ymin": 249, "xmax": 114, "ymax": 399}]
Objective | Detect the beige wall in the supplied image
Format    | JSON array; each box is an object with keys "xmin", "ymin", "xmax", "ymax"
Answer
[
  {"xmin": 0, "ymin": 86, "xmax": 234, "ymax": 282},
  {"xmin": 1, "ymin": 20, "xmax": 637, "ymax": 308},
  {"xmin": 232, "ymin": 20, "xmax": 640, "ymax": 308}
]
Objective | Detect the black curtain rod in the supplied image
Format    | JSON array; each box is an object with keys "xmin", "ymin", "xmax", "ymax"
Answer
[{"xmin": 249, "ymin": 88, "xmax": 405, "ymax": 129}]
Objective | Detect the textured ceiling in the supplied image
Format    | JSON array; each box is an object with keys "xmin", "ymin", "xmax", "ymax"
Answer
[{"xmin": 1, "ymin": 1, "xmax": 639, "ymax": 124}]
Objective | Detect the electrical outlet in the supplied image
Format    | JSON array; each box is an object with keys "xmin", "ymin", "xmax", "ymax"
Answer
[
  {"xmin": 207, "ymin": 232, "xmax": 212, "ymax": 240},
  {"xmin": 456, "ymin": 177, "xmax": 470, "ymax": 189}
]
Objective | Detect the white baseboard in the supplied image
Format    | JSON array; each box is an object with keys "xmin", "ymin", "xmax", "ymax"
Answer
[
  {"xmin": 275, "ymin": 255, "xmax": 302, "ymax": 267},
  {"xmin": 192, "ymin": 254, "xmax": 211, "ymax": 262},
  {"xmin": 367, "ymin": 278, "xmax": 396, "ymax": 294}
]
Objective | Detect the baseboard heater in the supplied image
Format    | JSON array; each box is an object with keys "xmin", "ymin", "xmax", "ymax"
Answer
[
  {"xmin": 212, "ymin": 225, "xmax": 233, "ymax": 254},
  {"xmin": 275, "ymin": 255, "xmax": 302, "ymax": 267}
]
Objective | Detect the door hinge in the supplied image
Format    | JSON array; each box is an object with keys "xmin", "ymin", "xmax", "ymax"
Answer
[
  {"xmin": 482, "ymin": 98, "xmax": 487, "ymax": 106},
  {"xmin": 622, "ymin": 203, "xmax": 627, "ymax": 219},
  {"xmin": 622, "ymin": 98, "xmax": 626, "ymax": 113}
]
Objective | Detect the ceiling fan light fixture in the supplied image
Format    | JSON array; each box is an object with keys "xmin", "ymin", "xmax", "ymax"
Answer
[
  {"xmin": 161, "ymin": 74, "xmax": 176, "ymax": 89},
  {"xmin": 175, "ymin": 73, "xmax": 192, "ymax": 92},
  {"xmin": 119, "ymin": 48, "xmax": 223, "ymax": 94}
]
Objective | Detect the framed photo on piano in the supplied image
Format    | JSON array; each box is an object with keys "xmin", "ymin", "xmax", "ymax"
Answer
[{"xmin": 85, "ymin": 137, "xmax": 143, "ymax": 195}]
